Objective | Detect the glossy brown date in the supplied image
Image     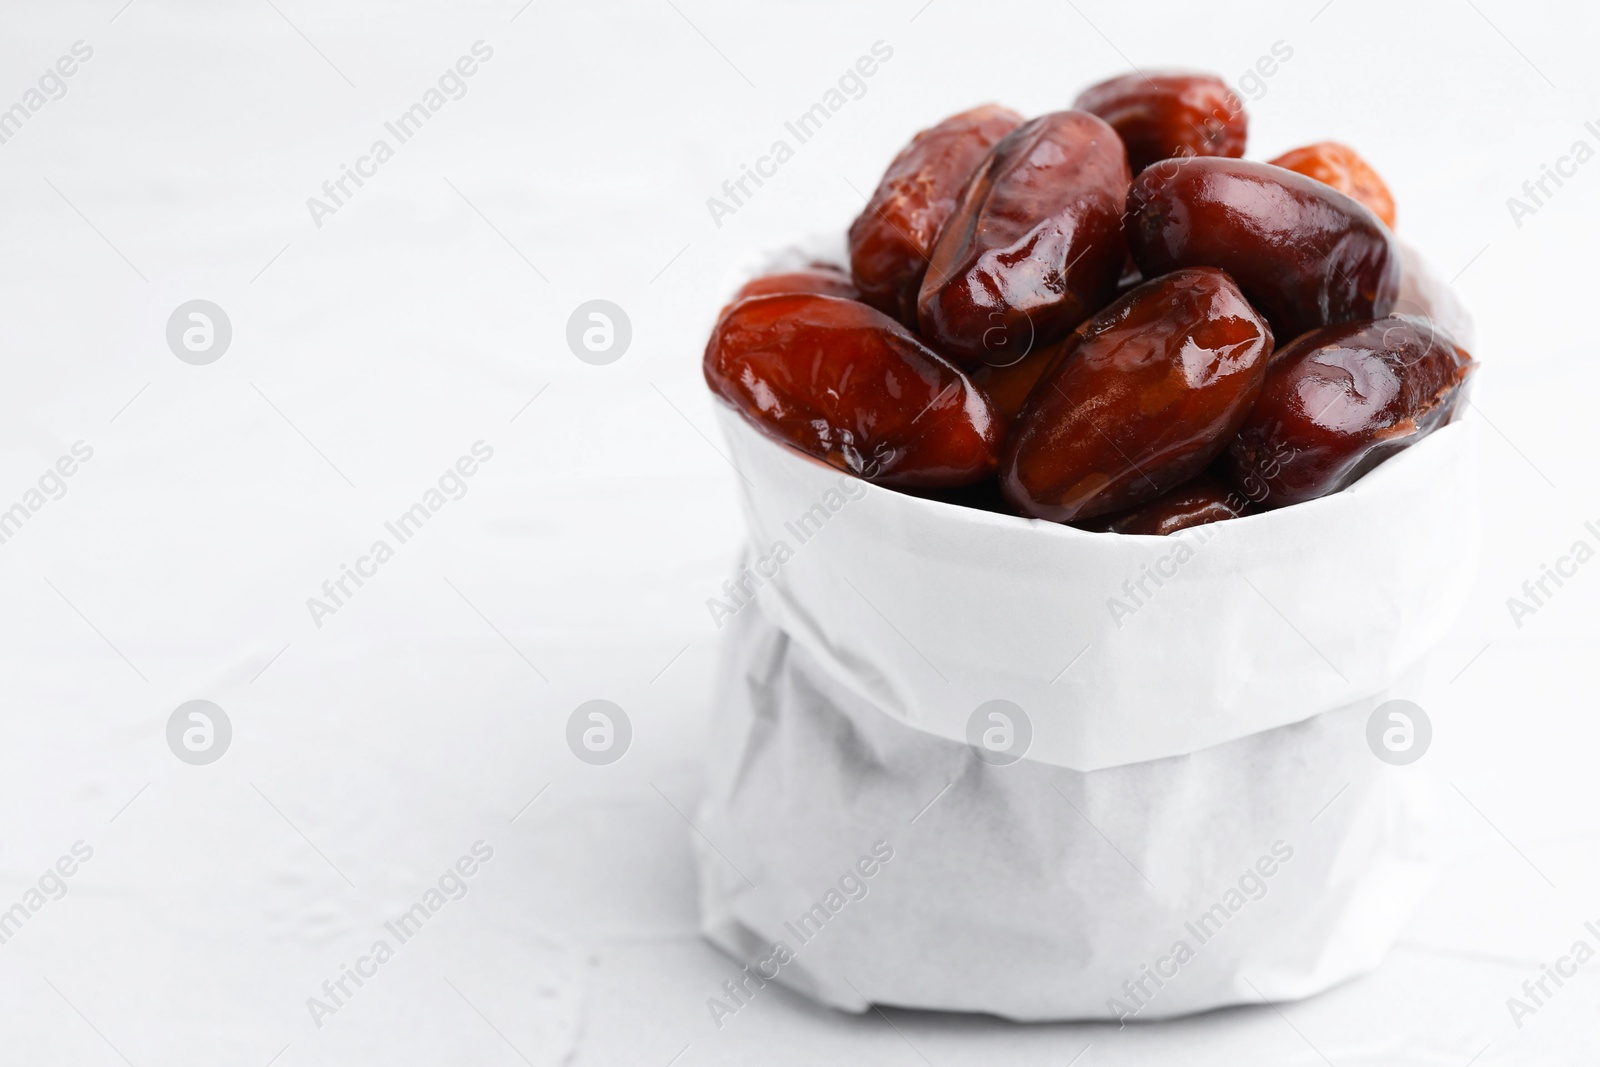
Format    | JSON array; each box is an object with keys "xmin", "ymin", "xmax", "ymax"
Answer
[
  {"xmin": 704, "ymin": 293, "xmax": 1003, "ymax": 487},
  {"xmin": 1269, "ymin": 141, "xmax": 1397, "ymax": 230},
  {"xmin": 1125, "ymin": 157, "xmax": 1400, "ymax": 343},
  {"xmin": 1001, "ymin": 267, "xmax": 1273, "ymax": 523},
  {"xmin": 723, "ymin": 265, "xmax": 860, "ymax": 316},
  {"xmin": 917, "ymin": 110, "xmax": 1130, "ymax": 368},
  {"xmin": 1226, "ymin": 316, "xmax": 1475, "ymax": 507},
  {"xmin": 847, "ymin": 105, "xmax": 1023, "ymax": 325},
  {"xmin": 1087, "ymin": 473, "xmax": 1250, "ymax": 535},
  {"xmin": 970, "ymin": 340, "xmax": 1064, "ymax": 422},
  {"xmin": 1073, "ymin": 71, "xmax": 1247, "ymax": 173}
]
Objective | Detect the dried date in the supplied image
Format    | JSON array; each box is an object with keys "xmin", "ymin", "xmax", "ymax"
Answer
[
  {"xmin": 917, "ymin": 110, "xmax": 1130, "ymax": 367},
  {"xmin": 1090, "ymin": 472, "xmax": 1250, "ymax": 535},
  {"xmin": 1269, "ymin": 141, "xmax": 1396, "ymax": 229},
  {"xmin": 1074, "ymin": 71, "xmax": 1247, "ymax": 173},
  {"xmin": 1001, "ymin": 267, "xmax": 1273, "ymax": 522},
  {"xmin": 847, "ymin": 104, "xmax": 1023, "ymax": 325},
  {"xmin": 725, "ymin": 265, "xmax": 860, "ymax": 310},
  {"xmin": 970, "ymin": 340, "xmax": 1065, "ymax": 422},
  {"xmin": 704, "ymin": 293, "xmax": 1003, "ymax": 487},
  {"xmin": 1124, "ymin": 156, "xmax": 1400, "ymax": 343},
  {"xmin": 1226, "ymin": 315, "xmax": 1475, "ymax": 507}
]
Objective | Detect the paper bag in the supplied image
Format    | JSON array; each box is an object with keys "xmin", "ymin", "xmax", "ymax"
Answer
[{"xmin": 693, "ymin": 243, "xmax": 1477, "ymax": 1021}]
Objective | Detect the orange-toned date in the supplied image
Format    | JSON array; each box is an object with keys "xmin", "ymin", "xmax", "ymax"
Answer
[{"xmin": 1269, "ymin": 141, "xmax": 1396, "ymax": 229}]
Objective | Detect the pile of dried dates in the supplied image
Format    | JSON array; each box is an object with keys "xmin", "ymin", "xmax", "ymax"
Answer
[{"xmin": 703, "ymin": 71, "xmax": 1476, "ymax": 535}]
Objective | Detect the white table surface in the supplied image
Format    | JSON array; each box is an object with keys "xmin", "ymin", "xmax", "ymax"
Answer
[{"xmin": 1, "ymin": 0, "xmax": 1597, "ymax": 1063}]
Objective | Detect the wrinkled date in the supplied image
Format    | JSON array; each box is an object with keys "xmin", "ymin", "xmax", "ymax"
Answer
[
  {"xmin": 1089, "ymin": 472, "xmax": 1251, "ymax": 535},
  {"xmin": 704, "ymin": 293, "xmax": 1003, "ymax": 487},
  {"xmin": 1074, "ymin": 71, "xmax": 1247, "ymax": 173},
  {"xmin": 1227, "ymin": 315, "xmax": 1475, "ymax": 507},
  {"xmin": 917, "ymin": 110, "xmax": 1130, "ymax": 367},
  {"xmin": 725, "ymin": 265, "xmax": 859, "ymax": 311},
  {"xmin": 1001, "ymin": 267, "xmax": 1273, "ymax": 522},
  {"xmin": 1125, "ymin": 157, "xmax": 1400, "ymax": 343},
  {"xmin": 848, "ymin": 104, "xmax": 1023, "ymax": 325},
  {"xmin": 1269, "ymin": 141, "xmax": 1397, "ymax": 230}
]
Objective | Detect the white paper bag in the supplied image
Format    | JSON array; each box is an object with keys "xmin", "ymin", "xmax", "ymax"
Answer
[{"xmin": 693, "ymin": 243, "xmax": 1477, "ymax": 1021}]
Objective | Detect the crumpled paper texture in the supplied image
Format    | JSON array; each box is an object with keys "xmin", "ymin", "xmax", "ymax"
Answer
[{"xmin": 697, "ymin": 605, "xmax": 1436, "ymax": 1020}]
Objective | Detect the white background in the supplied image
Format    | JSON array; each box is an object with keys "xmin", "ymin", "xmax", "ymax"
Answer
[{"xmin": 0, "ymin": 0, "xmax": 1596, "ymax": 1063}]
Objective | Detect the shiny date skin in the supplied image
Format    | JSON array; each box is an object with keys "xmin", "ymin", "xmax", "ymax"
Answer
[
  {"xmin": 848, "ymin": 104, "xmax": 1023, "ymax": 325},
  {"xmin": 705, "ymin": 293, "xmax": 1003, "ymax": 487},
  {"xmin": 1085, "ymin": 472, "xmax": 1250, "ymax": 535},
  {"xmin": 1227, "ymin": 315, "xmax": 1475, "ymax": 507},
  {"xmin": 1001, "ymin": 267, "xmax": 1273, "ymax": 523},
  {"xmin": 1074, "ymin": 71, "xmax": 1247, "ymax": 173},
  {"xmin": 970, "ymin": 339, "xmax": 1065, "ymax": 422},
  {"xmin": 917, "ymin": 110, "xmax": 1130, "ymax": 368},
  {"xmin": 725, "ymin": 264, "xmax": 860, "ymax": 311},
  {"xmin": 1125, "ymin": 156, "xmax": 1400, "ymax": 343},
  {"xmin": 1269, "ymin": 141, "xmax": 1397, "ymax": 230}
]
